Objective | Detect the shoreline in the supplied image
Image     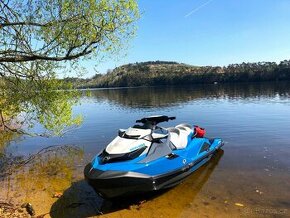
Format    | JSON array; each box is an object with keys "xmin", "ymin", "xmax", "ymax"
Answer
[{"xmin": 76, "ymin": 80, "xmax": 290, "ymax": 90}]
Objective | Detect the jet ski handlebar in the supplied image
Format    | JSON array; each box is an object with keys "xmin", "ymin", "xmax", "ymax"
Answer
[{"xmin": 136, "ymin": 115, "xmax": 176, "ymax": 124}]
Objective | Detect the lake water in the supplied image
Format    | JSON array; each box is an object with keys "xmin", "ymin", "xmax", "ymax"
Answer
[{"xmin": 1, "ymin": 82, "xmax": 290, "ymax": 217}]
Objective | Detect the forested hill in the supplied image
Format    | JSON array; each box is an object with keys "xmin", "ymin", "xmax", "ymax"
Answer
[{"xmin": 67, "ymin": 60, "xmax": 290, "ymax": 88}]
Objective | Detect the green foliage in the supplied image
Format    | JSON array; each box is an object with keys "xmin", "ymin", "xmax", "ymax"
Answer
[
  {"xmin": 0, "ymin": 132, "xmax": 15, "ymax": 155},
  {"xmin": 75, "ymin": 60, "xmax": 290, "ymax": 88},
  {"xmin": 0, "ymin": 0, "xmax": 139, "ymax": 62},
  {"xmin": 38, "ymin": 0, "xmax": 139, "ymax": 60},
  {"xmin": 0, "ymin": 0, "xmax": 139, "ymax": 135}
]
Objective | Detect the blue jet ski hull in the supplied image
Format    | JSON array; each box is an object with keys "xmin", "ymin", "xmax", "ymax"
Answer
[{"xmin": 84, "ymin": 138, "xmax": 224, "ymax": 199}]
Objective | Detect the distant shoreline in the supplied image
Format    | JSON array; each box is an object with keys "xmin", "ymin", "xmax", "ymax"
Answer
[
  {"xmin": 75, "ymin": 80, "xmax": 290, "ymax": 91},
  {"xmin": 63, "ymin": 60, "xmax": 290, "ymax": 89}
]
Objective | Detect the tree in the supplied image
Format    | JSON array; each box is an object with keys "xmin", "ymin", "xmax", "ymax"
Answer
[
  {"xmin": 0, "ymin": 0, "xmax": 139, "ymax": 134},
  {"xmin": 0, "ymin": 0, "xmax": 139, "ymax": 63}
]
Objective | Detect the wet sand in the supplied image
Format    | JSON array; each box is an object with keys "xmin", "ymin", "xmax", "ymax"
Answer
[{"xmin": 1, "ymin": 146, "xmax": 289, "ymax": 218}]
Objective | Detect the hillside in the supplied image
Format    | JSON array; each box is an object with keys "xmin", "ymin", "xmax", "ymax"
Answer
[{"xmin": 66, "ymin": 60, "xmax": 290, "ymax": 88}]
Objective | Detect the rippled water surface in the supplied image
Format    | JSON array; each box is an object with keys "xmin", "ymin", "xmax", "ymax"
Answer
[{"xmin": 1, "ymin": 82, "xmax": 290, "ymax": 217}]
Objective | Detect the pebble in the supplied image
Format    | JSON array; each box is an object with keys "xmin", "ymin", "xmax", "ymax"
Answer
[
  {"xmin": 21, "ymin": 203, "xmax": 35, "ymax": 216},
  {"xmin": 52, "ymin": 192, "xmax": 63, "ymax": 198},
  {"xmin": 13, "ymin": 193, "xmax": 22, "ymax": 198},
  {"xmin": 26, "ymin": 203, "xmax": 35, "ymax": 216},
  {"xmin": 17, "ymin": 208, "xmax": 24, "ymax": 213},
  {"xmin": 129, "ymin": 205, "xmax": 139, "ymax": 210},
  {"xmin": 139, "ymin": 200, "xmax": 146, "ymax": 205},
  {"xmin": 203, "ymin": 201, "xmax": 210, "ymax": 206},
  {"xmin": 21, "ymin": 203, "xmax": 28, "ymax": 208},
  {"xmin": 235, "ymin": 203, "xmax": 244, "ymax": 207}
]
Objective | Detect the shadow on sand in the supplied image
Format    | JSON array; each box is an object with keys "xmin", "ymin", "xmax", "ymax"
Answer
[{"xmin": 50, "ymin": 150, "xmax": 224, "ymax": 218}]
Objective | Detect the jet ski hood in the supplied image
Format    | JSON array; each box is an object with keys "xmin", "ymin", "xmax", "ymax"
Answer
[{"xmin": 105, "ymin": 127, "xmax": 152, "ymax": 154}]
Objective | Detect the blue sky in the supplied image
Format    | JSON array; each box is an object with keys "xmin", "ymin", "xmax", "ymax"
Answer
[{"xmin": 82, "ymin": 0, "xmax": 290, "ymax": 77}]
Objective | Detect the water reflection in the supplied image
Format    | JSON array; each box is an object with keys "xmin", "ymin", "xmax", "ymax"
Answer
[{"xmin": 49, "ymin": 150, "xmax": 223, "ymax": 218}]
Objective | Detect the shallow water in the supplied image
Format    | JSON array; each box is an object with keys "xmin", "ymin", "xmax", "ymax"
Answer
[{"xmin": 1, "ymin": 82, "xmax": 290, "ymax": 217}]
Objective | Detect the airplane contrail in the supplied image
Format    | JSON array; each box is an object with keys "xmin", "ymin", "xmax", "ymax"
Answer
[{"xmin": 185, "ymin": 0, "xmax": 215, "ymax": 18}]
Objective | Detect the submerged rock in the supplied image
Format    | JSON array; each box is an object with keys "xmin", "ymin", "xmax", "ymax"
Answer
[{"xmin": 21, "ymin": 203, "xmax": 35, "ymax": 216}]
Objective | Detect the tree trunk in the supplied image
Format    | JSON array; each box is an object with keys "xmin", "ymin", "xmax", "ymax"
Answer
[{"xmin": 0, "ymin": 110, "xmax": 5, "ymax": 131}]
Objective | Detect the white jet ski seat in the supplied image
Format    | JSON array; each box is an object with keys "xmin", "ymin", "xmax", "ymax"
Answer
[
  {"xmin": 167, "ymin": 123, "xmax": 193, "ymax": 149},
  {"xmin": 175, "ymin": 123, "xmax": 194, "ymax": 133}
]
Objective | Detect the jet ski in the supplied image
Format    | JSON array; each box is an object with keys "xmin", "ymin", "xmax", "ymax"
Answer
[{"xmin": 84, "ymin": 115, "xmax": 223, "ymax": 199}]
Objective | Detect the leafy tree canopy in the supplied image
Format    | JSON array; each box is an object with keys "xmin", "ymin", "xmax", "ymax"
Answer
[
  {"xmin": 0, "ymin": 0, "xmax": 139, "ymax": 135},
  {"xmin": 0, "ymin": 0, "xmax": 139, "ymax": 63}
]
